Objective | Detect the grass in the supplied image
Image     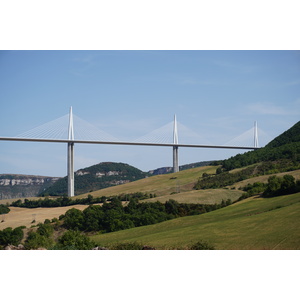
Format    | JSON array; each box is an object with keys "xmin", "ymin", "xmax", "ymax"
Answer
[
  {"xmin": 143, "ymin": 188, "xmax": 243, "ymax": 204},
  {"xmin": 90, "ymin": 192, "xmax": 300, "ymax": 250}
]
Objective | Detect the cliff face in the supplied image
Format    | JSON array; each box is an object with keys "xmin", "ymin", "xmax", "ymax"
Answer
[{"xmin": 0, "ymin": 175, "xmax": 60, "ymax": 200}]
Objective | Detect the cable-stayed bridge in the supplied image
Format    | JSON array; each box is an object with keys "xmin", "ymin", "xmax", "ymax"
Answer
[{"xmin": 0, "ymin": 107, "xmax": 262, "ymax": 197}]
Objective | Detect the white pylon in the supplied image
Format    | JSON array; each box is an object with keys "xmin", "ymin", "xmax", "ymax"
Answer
[
  {"xmin": 173, "ymin": 114, "xmax": 179, "ymax": 173},
  {"xmin": 254, "ymin": 121, "xmax": 259, "ymax": 148},
  {"xmin": 68, "ymin": 106, "xmax": 74, "ymax": 141},
  {"xmin": 67, "ymin": 107, "xmax": 75, "ymax": 197},
  {"xmin": 173, "ymin": 114, "xmax": 178, "ymax": 145}
]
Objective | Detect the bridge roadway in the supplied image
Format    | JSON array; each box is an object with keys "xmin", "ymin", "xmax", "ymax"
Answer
[{"xmin": 0, "ymin": 136, "xmax": 259, "ymax": 150}]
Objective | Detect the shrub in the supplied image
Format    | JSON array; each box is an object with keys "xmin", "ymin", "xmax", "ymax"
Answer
[
  {"xmin": 54, "ymin": 230, "xmax": 95, "ymax": 250},
  {"xmin": 0, "ymin": 226, "xmax": 24, "ymax": 246},
  {"xmin": 25, "ymin": 231, "xmax": 54, "ymax": 249},
  {"xmin": 189, "ymin": 241, "xmax": 215, "ymax": 250},
  {"xmin": 109, "ymin": 242, "xmax": 145, "ymax": 250}
]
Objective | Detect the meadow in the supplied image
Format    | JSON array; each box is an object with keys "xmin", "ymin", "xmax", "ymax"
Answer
[{"xmin": 90, "ymin": 192, "xmax": 300, "ymax": 250}]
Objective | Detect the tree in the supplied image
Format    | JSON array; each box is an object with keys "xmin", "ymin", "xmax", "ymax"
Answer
[
  {"xmin": 165, "ymin": 199, "xmax": 179, "ymax": 216},
  {"xmin": 63, "ymin": 208, "xmax": 84, "ymax": 230},
  {"xmin": 83, "ymin": 205, "xmax": 104, "ymax": 232}
]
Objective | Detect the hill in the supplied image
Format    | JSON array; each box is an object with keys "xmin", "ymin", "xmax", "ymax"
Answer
[
  {"xmin": 40, "ymin": 162, "xmax": 148, "ymax": 196},
  {"xmin": 90, "ymin": 192, "xmax": 300, "ymax": 250}
]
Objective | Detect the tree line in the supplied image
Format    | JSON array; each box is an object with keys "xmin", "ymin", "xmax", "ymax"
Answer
[
  {"xmin": 60, "ymin": 198, "xmax": 232, "ymax": 233},
  {"xmin": 10, "ymin": 192, "xmax": 157, "ymax": 209},
  {"xmin": 238, "ymin": 174, "xmax": 300, "ymax": 201}
]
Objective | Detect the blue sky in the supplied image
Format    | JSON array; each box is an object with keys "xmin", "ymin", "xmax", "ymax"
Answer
[{"xmin": 0, "ymin": 50, "xmax": 300, "ymax": 176}]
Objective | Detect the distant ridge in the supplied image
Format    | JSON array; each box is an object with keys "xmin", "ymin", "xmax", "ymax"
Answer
[
  {"xmin": 0, "ymin": 174, "xmax": 60, "ymax": 200},
  {"xmin": 149, "ymin": 161, "xmax": 215, "ymax": 175}
]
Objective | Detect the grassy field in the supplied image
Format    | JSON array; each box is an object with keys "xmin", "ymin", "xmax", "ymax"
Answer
[
  {"xmin": 144, "ymin": 188, "xmax": 243, "ymax": 204},
  {"xmin": 90, "ymin": 192, "xmax": 300, "ymax": 250}
]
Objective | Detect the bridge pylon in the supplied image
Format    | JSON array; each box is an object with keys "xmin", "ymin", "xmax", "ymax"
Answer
[
  {"xmin": 67, "ymin": 107, "xmax": 75, "ymax": 197},
  {"xmin": 173, "ymin": 114, "xmax": 179, "ymax": 173},
  {"xmin": 254, "ymin": 121, "xmax": 259, "ymax": 148}
]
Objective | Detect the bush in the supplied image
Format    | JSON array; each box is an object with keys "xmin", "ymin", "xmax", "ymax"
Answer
[
  {"xmin": 189, "ymin": 241, "xmax": 215, "ymax": 250},
  {"xmin": 0, "ymin": 204, "xmax": 10, "ymax": 214},
  {"xmin": 25, "ymin": 231, "xmax": 54, "ymax": 249},
  {"xmin": 54, "ymin": 230, "xmax": 95, "ymax": 250},
  {"xmin": 109, "ymin": 242, "xmax": 145, "ymax": 250},
  {"xmin": 0, "ymin": 226, "xmax": 24, "ymax": 246}
]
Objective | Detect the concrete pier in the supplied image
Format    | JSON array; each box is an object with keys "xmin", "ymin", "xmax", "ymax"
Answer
[{"xmin": 67, "ymin": 107, "xmax": 75, "ymax": 197}]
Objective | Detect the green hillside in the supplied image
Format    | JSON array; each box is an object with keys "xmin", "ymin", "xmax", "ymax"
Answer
[
  {"xmin": 91, "ymin": 192, "xmax": 300, "ymax": 250},
  {"xmin": 40, "ymin": 162, "xmax": 148, "ymax": 196},
  {"xmin": 219, "ymin": 121, "xmax": 300, "ymax": 171}
]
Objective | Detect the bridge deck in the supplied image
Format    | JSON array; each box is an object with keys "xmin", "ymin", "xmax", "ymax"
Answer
[{"xmin": 0, "ymin": 137, "xmax": 259, "ymax": 150}]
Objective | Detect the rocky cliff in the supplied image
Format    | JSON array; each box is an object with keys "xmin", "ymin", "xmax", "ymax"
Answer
[{"xmin": 0, "ymin": 174, "xmax": 60, "ymax": 200}]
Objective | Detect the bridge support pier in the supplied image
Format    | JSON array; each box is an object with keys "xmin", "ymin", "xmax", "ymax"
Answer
[
  {"xmin": 173, "ymin": 146, "xmax": 179, "ymax": 173},
  {"xmin": 67, "ymin": 142, "xmax": 74, "ymax": 197},
  {"xmin": 67, "ymin": 107, "xmax": 75, "ymax": 197},
  {"xmin": 173, "ymin": 115, "xmax": 179, "ymax": 173}
]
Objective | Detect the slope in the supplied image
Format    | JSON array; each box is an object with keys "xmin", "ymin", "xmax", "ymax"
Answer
[
  {"xmin": 91, "ymin": 192, "xmax": 300, "ymax": 250},
  {"xmin": 75, "ymin": 165, "xmax": 219, "ymax": 199}
]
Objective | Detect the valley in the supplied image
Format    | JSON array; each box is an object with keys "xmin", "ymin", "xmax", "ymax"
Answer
[{"xmin": 1, "ymin": 120, "xmax": 300, "ymax": 250}]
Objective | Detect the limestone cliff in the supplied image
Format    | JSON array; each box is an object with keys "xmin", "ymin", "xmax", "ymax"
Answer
[{"xmin": 0, "ymin": 174, "xmax": 60, "ymax": 200}]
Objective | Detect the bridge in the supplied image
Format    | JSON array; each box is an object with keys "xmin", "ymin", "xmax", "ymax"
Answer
[{"xmin": 0, "ymin": 107, "xmax": 260, "ymax": 197}]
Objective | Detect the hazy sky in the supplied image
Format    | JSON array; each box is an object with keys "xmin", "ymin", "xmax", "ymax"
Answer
[{"xmin": 0, "ymin": 50, "xmax": 300, "ymax": 176}]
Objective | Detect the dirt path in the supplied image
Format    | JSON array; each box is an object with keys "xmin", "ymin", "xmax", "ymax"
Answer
[{"xmin": 0, "ymin": 205, "xmax": 88, "ymax": 230}]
